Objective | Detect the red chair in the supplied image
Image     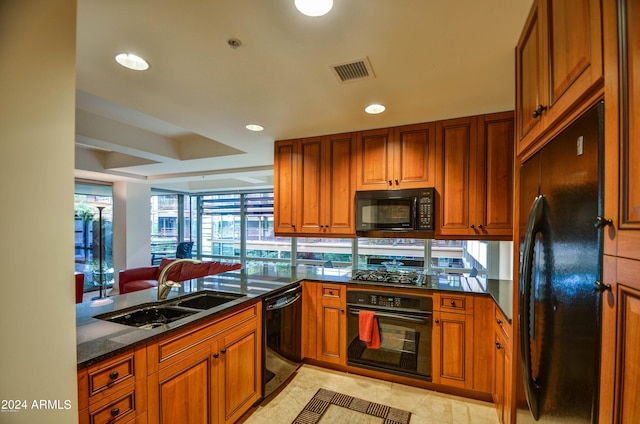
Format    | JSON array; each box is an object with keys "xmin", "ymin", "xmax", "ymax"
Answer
[{"xmin": 75, "ymin": 272, "xmax": 85, "ymax": 303}]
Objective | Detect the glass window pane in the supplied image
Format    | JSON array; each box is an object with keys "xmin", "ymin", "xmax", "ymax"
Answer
[
  {"xmin": 357, "ymin": 238, "xmax": 425, "ymax": 269},
  {"xmin": 245, "ymin": 193, "xmax": 291, "ymax": 262},
  {"xmin": 297, "ymin": 238, "xmax": 352, "ymax": 266},
  {"xmin": 74, "ymin": 186, "xmax": 113, "ymax": 293},
  {"xmin": 201, "ymin": 194, "xmax": 241, "ymax": 259},
  {"xmin": 150, "ymin": 194, "xmax": 180, "ymax": 263}
]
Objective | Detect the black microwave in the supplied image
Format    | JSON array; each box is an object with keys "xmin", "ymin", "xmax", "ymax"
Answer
[{"xmin": 355, "ymin": 188, "xmax": 435, "ymax": 234}]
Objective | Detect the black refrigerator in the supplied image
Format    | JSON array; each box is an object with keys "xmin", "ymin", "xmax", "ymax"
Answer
[{"xmin": 516, "ymin": 102, "xmax": 604, "ymax": 423}]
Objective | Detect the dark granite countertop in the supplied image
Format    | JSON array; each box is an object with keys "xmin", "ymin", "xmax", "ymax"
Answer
[{"xmin": 77, "ymin": 265, "xmax": 512, "ymax": 369}]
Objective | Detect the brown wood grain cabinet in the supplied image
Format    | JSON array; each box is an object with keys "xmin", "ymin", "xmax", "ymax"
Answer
[
  {"xmin": 78, "ymin": 347, "xmax": 147, "ymax": 424},
  {"xmin": 146, "ymin": 302, "xmax": 261, "ymax": 424},
  {"xmin": 516, "ymin": 0, "xmax": 603, "ymax": 158},
  {"xmin": 316, "ymin": 284, "xmax": 347, "ymax": 365},
  {"xmin": 274, "ymin": 133, "xmax": 356, "ymax": 237},
  {"xmin": 493, "ymin": 306, "xmax": 512, "ymax": 424},
  {"xmin": 599, "ymin": 1, "xmax": 640, "ymax": 421},
  {"xmin": 431, "ymin": 294, "xmax": 474, "ymax": 389},
  {"xmin": 301, "ymin": 281, "xmax": 346, "ymax": 365},
  {"xmin": 355, "ymin": 123, "xmax": 436, "ymax": 190},
  {"xmin": 436, "ymin": 112, "xmax": 514, "ymax": 239},
  {"xmin": 273, "ymin": 139, "xmax": 298, "ymax": 235}
]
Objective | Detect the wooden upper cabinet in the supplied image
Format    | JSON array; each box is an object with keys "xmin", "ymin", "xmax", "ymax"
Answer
[
  {"xmin": 274, "ymin": 134, "xmax": 356, "ymax": 237},
  {"xmin": 477, "ymin": 112, "xmax": 514, "ymax": 238},
  {"xmin": 356, "ymin": 123, "xmax": 436, "ymax": 190},
  {"xmin": 436, "ymin": 113, "xmax": 514, "ymax": 240},
  {"xmin": 436, "ymin": 116, "xmax": 477, "ymax": 237},
  {"xmin": 274, "ymin": 139, "xmax": 298, "ymax": 234},
  {"xmin": 516, "ymin": 0, "xmax": 603, "ymax": 158},
  {"xmin": 608, "ymin": 0, "xmax": 640, "ymax": 261}
]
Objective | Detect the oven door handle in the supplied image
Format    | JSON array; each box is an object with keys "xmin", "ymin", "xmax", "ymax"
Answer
[{"xmin": 349, "ymin": 308, "xmax": 431, "ymax": 324}]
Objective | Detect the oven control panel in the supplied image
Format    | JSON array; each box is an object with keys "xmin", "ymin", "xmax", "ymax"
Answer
[
  {"xmin": 347, "ymin": 290, "xmax": 432, "ymax": 312},
  {"xmin": 370, "ymin": 295, "xmax": 401, "ymax": 308}
]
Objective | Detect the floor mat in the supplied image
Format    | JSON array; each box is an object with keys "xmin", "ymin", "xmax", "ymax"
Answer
[{"xmin": 292, "ymin": 388, "xmax": 411, "ymax": 424}]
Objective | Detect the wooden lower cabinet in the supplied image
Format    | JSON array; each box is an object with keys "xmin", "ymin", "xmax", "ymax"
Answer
[
  {"xmin": 431, "ymin": 294, "xmax": 474, "ymax": 389},
  {"xmin": 316, "ymin": 284, "xmax": 347, "ymax": 365},
  {"xmin": 78, "ymin": 347, "xmax": 147, "ymax": 424},
  {"xmin": 216, "ymin": 321, "xmax": 261, "ymax": 424},
  {"xmin": 301, "ymin": 281, "xmax": 346, "ymax": 365},
  {"xmin": 145, "ymin": 302, "xmax": 261, "ymax": 424},
  {"xmin": 493, "ymin": 305, "xmax": 512, "ymax": 424},
  {"xmin": 599, "ymin": 256, "xmax": 640, "ymax": 423},
  {"xmin": 149, "ymin": 346, "xmax": 211, "ymax": 424}
]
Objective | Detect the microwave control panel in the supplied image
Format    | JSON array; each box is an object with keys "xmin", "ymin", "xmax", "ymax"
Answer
[{"xmin": 417, "ymin": 188, "xmax": 434, "ymax": 230}]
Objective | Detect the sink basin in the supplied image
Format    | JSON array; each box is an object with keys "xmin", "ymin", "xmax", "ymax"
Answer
[
  {"xmin": 96, "ymin": 305, "xmax": 197, "ymax": 329},
  {"xmin": 173, "ymin": 291, "xmax": 245, "ymax": 310}
]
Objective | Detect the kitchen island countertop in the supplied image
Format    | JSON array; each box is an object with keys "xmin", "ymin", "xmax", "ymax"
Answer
[{"xmin": 77, "ymin": 265, "xmax": 512, "ymax": 369}]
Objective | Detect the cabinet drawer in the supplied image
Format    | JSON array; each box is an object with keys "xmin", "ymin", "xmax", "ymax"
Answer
[
  {"xmin": 86, "ymin": 350, "xmax": 142, "ymax": 401},
  {"xmin": 439, "ymin": 295, "xmax": 468, "ymax": 312},
  {"xmin": 148, "ymin": 303, "xmax": 259, "ymax": 371},
  {"xmin": 321, "ymin": 285, "xmax": 343, "ymax": 299},
  {"xmin": 87, "ymin": 384, "xmax": 140, "ymax": 424}
]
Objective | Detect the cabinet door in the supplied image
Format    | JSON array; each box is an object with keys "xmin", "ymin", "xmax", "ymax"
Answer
[
  {"xmin": 274, "ymin": 139, "xmax": 298, "ymax": 235},
  {"xmin": 494, "ymin": 332, "xmax": 505, "ymax": 422},
  {"xmin": 299, "ymin": 137, "xmax": 324, "ymax": 234},
  {"xmin": 301, "ymin": 282, "xmax": 319, "ymax": 359},
  {"xmin": 432, "ymin": 311, "xmax": 474, "ymax": 389},
  {"xmin": 544, "ymin": 0, "xmax": 603, "ymax": 126},
  {"xmin": 324, "ymin": 133, "xmax": 356, "ymax": 235},
  {"xmin": 149, "ymin": 347, "xmax": 212, "ymax": 424},
  {"xmin": 356, "ymin": 128, "xmax": 393, "ymax": 190},
  {"xmin": 477, "ymin": 112, "xmax": 514, "ymax": 238},
  {"xmin": 436, "ymin": 116, "xmax": 478, "ymax": 237},
  {"xmin": 599, "ymin": 256, "xmax": 640, "ymax": 423},
  {"xmin": 316, "ymin": 284, "xmax": 346, "ymax": 365},
  {"xmin": 613, "ymin": 0, "xmax": 640, "ymax": 261},
  {"xmin": 516, "ymin": 0, "xmax": 545, "ymax": 153},
  {"xmin": 217, "ymin": 323, "xmax": 261, "ymax": 424},
  {"xmin": 392, "ymin": 122, "xmax": 436, "ymax": 189}
]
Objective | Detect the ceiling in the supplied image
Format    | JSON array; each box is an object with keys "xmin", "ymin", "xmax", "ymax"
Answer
[{"xmin": 75, "ymin": 0, "xmax": 532, "ymax": 193}]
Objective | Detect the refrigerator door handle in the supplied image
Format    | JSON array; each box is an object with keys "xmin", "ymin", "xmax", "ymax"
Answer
[{"xmin": 519, "ymin": 194, "xmax": 545, "ymax": 420}]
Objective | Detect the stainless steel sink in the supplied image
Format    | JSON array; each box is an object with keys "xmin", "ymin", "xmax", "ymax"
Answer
[
  {"xmin": 94, "ymin": 290, "xmax": 246, "ymax": 329},
  {"xmin": 96, "ymin": 305, "xmax": 197, "ymax": 329},
  {"xmin": 173, "ymin": 291, "xmax": 245, "ymax": 310}
]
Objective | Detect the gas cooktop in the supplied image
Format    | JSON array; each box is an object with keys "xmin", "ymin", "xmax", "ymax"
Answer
[{"xmin": 351, "ymin": 269, "xmax": 426, "ymax": 286}]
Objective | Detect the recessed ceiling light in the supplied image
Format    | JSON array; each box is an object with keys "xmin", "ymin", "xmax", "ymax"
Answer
[
  {"xmin": 246, "ymin": 124, "xmax": 264, "ymax": 132},
  {"xmin": 294, "ymin": 0, "xmax": 333, "ymax": 17},
  {"xmin": 365, "ymin": 104, "xmax": 386, "ymax": 114},
  {"xmin": 115, "ymin": 53, "xmax": 150, "ymax": 71}
]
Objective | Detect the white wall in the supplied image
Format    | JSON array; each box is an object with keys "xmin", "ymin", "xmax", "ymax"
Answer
[
  {"xmin": 0, "ymin": 0, "xmax": 78, "ymax": 423},
  {"xmin": 112, "ymin": 181, "xmax": 151, "ymax": 293}
]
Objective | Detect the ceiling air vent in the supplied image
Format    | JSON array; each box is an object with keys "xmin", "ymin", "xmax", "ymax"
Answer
[{"xmin": 330, "ymin": 57, "xmax": 375, "ymax": 84}]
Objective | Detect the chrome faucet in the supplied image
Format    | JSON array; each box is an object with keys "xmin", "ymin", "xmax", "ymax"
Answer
[{"xmin": 157, "ymin": 258, "xmax": 201, "ymax": 301}]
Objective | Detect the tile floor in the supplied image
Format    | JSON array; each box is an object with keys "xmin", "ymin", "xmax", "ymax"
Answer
[{"xmin": 242, "ymin": 364, "xmax": 499, "ymax": 424}]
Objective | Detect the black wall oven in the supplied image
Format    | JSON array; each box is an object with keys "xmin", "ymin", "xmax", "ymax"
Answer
[{"xmin": 346, "ymin": 290, "xmax": 432, "ymax": 380}]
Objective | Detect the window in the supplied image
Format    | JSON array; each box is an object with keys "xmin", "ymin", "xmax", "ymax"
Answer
[
  {"xmin": 151, "ymin": 193, "xmax": 195, "ymax": 264},
  {"xmin": 74, "ymin": 182, "xmax": 113, "ymax": 292},
  {"xmin": 194, "ymin": 190, "xmax": 506, "ymax": 278}
]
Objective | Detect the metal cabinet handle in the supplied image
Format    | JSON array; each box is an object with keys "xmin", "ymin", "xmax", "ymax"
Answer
[
  {"xmin": 495, "ymin": 340, "xmax": 502, "ymax": 350},
  {"xmin": 213, "ymin": 352, "xmax": 219, "ymax": 358},
  {"xmin": 435, "ymin": 319, "xmax": 440, "ymax": 324},
  {"xmin": 450, "ymin": 300, "xmax": 456, "ymax": 307},
  {"xmin": 110, "ymin": 407, "xmax": 120, "ymax": 417},
  {"xmin": 388, "ymin": 180, "xmax": 392, "ymax": 185},
  {"xmin": 470, "ymin": 224, "xmax": 475, "ymax": 229},
  {"xmin": 221, "ymin": 349, "xmax": 227, "ymax": 354},
  {"xmin": 594, "ymin": 280, "xmax": 612, "ymax": 293},
  {"xmin": 496, "ymin": 319, "xmax": 503, "ymax": 325},
  {"xmin": 395, "ymin": 179, "xmax": 399, "ymax": 185},
  {"xmin": 532, "ymin": 104, "xmax": 547, "ymax": 118},
  {"xmin": 109, "ymin": 371, "xmax": 119, "ymax": 380},
  {"xmin": 478, "ymin": 224, "xmax": 484, "ymax": 229},
  {"xmin": 594, "ymin": 216, "xmax": 613, "ymax": 229}
]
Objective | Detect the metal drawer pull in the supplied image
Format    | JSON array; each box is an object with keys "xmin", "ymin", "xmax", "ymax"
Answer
[
  {"xmin": 109, "ymin": 371, "xmax": 119, "ymax": 380},
  {"xmin": 110, "ymin": 407, "xmax": 120, "ymax": 417}
]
